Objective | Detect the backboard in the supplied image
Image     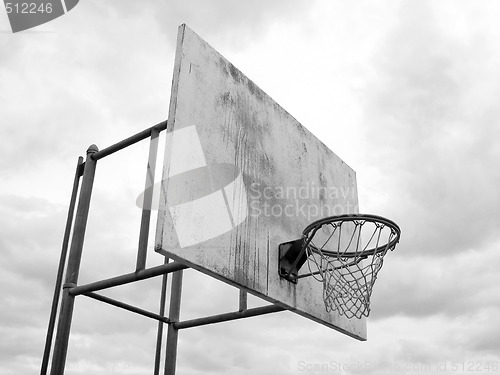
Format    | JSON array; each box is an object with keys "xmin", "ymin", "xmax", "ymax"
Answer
[{"xmin": 155, "ymin": 24, "xmax": 365, "ymax": 340}]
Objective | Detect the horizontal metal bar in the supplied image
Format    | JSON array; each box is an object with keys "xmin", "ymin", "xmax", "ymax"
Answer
[
  {"xmin": 174, "ymin": 304, "xmax": 286, "ymax": 330},
  {"xmin": 83, "ymin": 292, "xmax": 171, "ymax": 323},
  {"xmin": 69, "ymin": 261, "xmax": 188, "ymax": 295},
  {"xmin": 91, "ymin": 120, "xmax": 167, "ymax": 161}
]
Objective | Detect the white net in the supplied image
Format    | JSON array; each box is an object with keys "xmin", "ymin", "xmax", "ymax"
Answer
[{"xmin": 303, "ymin": 215, "xmax": 400, "ymax": 319}]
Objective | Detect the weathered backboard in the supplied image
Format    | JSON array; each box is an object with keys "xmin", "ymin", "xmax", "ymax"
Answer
[{"xmin": 155, "ymin": 24, "xmax": 365, "ymax": 340}]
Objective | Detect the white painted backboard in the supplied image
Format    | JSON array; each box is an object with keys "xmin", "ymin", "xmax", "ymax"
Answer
[{"xmin": 155, "ymin": 24, "xmax": 365, "ymax": 340}]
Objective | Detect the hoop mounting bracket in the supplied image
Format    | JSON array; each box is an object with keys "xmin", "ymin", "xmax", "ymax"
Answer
[{"xmin": 278, "ymin": 238, "xmax": 307, "ymax": 283}]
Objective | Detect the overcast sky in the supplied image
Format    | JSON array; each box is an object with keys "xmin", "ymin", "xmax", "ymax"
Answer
[{"xmin": 1, "ymin": 1, "xmax": 500, "ymax": 374}]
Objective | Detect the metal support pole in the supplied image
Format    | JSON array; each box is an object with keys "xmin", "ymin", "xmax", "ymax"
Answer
[
  {"xmin": 154, "ymin": 258, "xmax": 169, "ymax": 375},
  {"xmin": 164, "ymin": 270, "xmax": 183, "ymax": 375},
  {"xmin": 239, "ymin": 290, "xmax": 248, "ymax": 312},
  {"xmin": 50, "ymin": 145, "xmax": 98, "ymax": 375},
  {"xmin": 41, "ymin": 157, "xmax": 83, "ymax": 375},
  {"xmin": 136, "ymin": 127, "xmax": 160, "ymax": 271}
]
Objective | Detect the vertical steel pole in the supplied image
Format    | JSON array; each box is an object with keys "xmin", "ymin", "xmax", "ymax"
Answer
[
  {"xmin": 50, "ymin": 145, "xmax": 98, "ymax": 375},
  {"xmin": 136, "ymin": 128, "xmax": 160, "ymax": 271},
  {"xmin": 41, "ymin": 157, "xmax": 83, "ymax": 375},
  {"xmin": 239, "ymin": 290, "xmax": 248, "ymax": 312},
  {"xmin": 164, "ymin": 270, "xmax": 183, "ymax": 375},
  {"xmin": 153, "ymin": 258, "xmax": 169, "ymax": 375}
]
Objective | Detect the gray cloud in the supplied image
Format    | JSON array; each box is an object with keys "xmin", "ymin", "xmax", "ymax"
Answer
[
  {"xmin": 395, "ymin": 338, "xmax": 443, "ymax": 365},
  {"xmin": 360, "ymin": 0, "xmax": 500, "ymax": 257},
  {"xmin": 370, "ymin": 241, "xmax": 500, "ymax": 320},
  {"xmin": 0, "ymin": 195, "xmax": 67, "ymax": 373},
  {"xmin": 72, "ymin": 0, "xmax": 318, "ymax": 52},
  {"xmin": 353, "ymin": 9, "xmax": 500, "ymax": 360},
  {"xmin": 0, "ymin": 5, "xmax": 171, "ymax": 178},
  {"xmin": 466, "ymin": 310, "xmax": 500, "ymax": 355},
  {"xmin": 145, "ymin": 0, "xmax": 318, "ymax": 50}
]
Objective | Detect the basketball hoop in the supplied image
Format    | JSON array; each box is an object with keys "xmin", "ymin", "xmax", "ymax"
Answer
[{"xmin": 279, "ymin": 214, "xmax": 401, "ymax": 319}]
